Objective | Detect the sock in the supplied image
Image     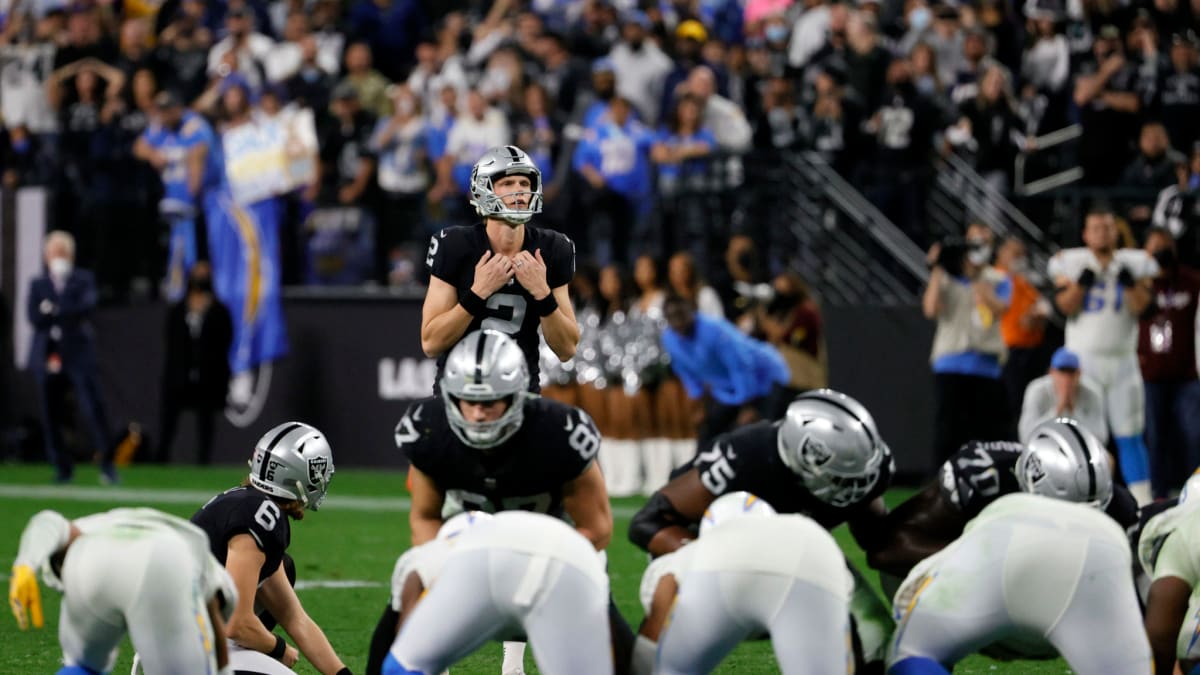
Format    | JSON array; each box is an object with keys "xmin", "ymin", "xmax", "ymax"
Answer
[
  {"xmin": 887, "ymin": 657, "xmax": 951, "ymax": 675},
  {"xmin": 631, "ymin": 635, "xmax": 656, "ymax": 675},
  {"xmin": 382, "ymin": 653, "xmax": 427, "ymax": 675},
  {"xmin": 502, "ymin": 641, "xmax": 526, "ymax": 675},
  {"xmin": 607, "ymin": 440, "xmax": 641, "ymax": 497},
  {"xmin": 1115, "ymin": 435, "xmax": 1151, "ymax": 504}
]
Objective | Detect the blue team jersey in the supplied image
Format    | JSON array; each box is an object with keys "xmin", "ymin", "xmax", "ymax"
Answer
[
  {"xmin": 141, "ymin": 111, "xmax": 222, "ymax": 215},
  {"xmin": 654, "ymin": 127, "xmax": 717, "ymax": 182},
  {"xmin": 572, "ymin": 118, "xmax": 655, "ymax": 199}
]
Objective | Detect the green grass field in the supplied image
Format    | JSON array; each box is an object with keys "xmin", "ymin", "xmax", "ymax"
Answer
[{"xmin": 0, "ymin": 464, "xmax": 1076, "ymax": 674}]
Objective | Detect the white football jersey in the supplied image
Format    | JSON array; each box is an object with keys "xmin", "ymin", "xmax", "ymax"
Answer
[
  {"xmin": 1047, "ymin": 248, "xmax": 1159, "ymax": 355},
  {"xmin": 389, "ymin": 539, "xmax": 455, "ymax": 612},
  {"xmin": 451, "ymin": 511, "xmax": 608, "ymax": 588}
]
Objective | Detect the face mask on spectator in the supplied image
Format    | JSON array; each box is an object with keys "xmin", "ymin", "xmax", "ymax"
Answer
[
  {"xmin": 909, "ymin": 6, "xmax": 932, "ymax": 31},
  {"xmin": 765, "ymin": 24, "xmax": 788, "ymax": 43},
  {"xmin": 48, "ymin": 257, "xmax": 72, "ymax": 279}
]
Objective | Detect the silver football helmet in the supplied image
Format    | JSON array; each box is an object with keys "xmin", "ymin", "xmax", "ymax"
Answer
[
  {"xmin": 469, "ymin": 145, "xmax": 543, "ymax": 224},
  {"xmin": 1016, "ymin": 418, "xmax": 1113, "ymax": 508},
  {"xmin": 248, "ymin": 421, "xmax": 335, "ymax": 511},
  {"xmin": 441, "ymin": 330, "xmax": 530, "ymax": 449},
  {"xmin": 777, "ymin": 389, "xmax": 889, "ymax": 508}
]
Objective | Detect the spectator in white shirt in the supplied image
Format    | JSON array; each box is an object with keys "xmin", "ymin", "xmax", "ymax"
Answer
[
  {"xmin": 684, "ymin": 66, "xmax": 752, "ymax": 154},
  {"xmin": 430, "ymin": 89, "xmax": 511, "ymax": 208},
  {"xmin": 206, "ymin": 5, "xmax": 273, "ymax": 93},
  {"xmin": 609, "ymin": 11, "xmax": 673, "ymax": 123}
]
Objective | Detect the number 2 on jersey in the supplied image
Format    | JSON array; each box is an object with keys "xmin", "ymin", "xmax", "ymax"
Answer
[{"xmin": 481, "ymin": 293, "xmax": 528, "ymax": 334}]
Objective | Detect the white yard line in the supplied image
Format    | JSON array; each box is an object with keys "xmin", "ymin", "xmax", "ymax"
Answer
[
  {"xmin": 294, "ymin": 579, "xmax": 385, "ymax": 590},
  {"xmin": 0, "ymin": 484, "xmax": 641, "ymax": 517}
]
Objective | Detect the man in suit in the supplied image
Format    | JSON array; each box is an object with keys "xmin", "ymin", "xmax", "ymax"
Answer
[{"xmin": 27, "ymin": 230, "xmax": 117, "ymax": 483}]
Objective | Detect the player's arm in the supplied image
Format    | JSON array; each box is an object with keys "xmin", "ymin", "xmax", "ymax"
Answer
[
  {"xmin": 1122, "ymin": 274, "xmax": 1154, "ymax": 317},
  {"xmin": 419, "ymin": 275, "xmax": 475, "ymax": 357},
  {"xmin": 223, "ymin": 534, "xmax": 289, "ymax": 657},
  {"xmin": 408, "ymin": 465, "xmax": 445, "ymax": 545},
  {"xmin": 1054, "ymin": 274, "xmax": 1088, "ymax": 317},
  {"xmin": 845, "ymin": 495, "xmax": 890, "ymax": 555},
  {"xmin": 638, "ymin": 573, "xmax": 678, "ymax": 642},
  {"xmin": 865, "ymin": 483, "xmax": 965, "ymax": 576},
  {"xmin": 540, "ymin": 283, "xmax": 579, "ymax": 361},
  {"xmin": 630, "ymin": 469, "xmax": 716, "ymax": 557},
  {"xmin": 562, "ymin": 461, "xmax": 613, "ymax": 550},
  {"xmin": 396, "ymin": 571, "xmax": 426, "ymax": 632},
  {"xmin": 257, "ymin": 561, "xmax": 349, "ymax": 675},
  {"xmin": 186, "ymin": 140, "xmax": 208, "ymax": 200},
  {"xmin": 206, "ymin": 596, "xmax": 230, "ymax": 670},
  {"xmin": 921, "ymin": 266, "xmax": 945, "ymax": 319},
  {"xmin": 1146, "ymin": 575, "xmax": 1191, "ymax": 675}
]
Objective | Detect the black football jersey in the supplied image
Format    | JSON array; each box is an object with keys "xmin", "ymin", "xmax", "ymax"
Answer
[
  {"xmin": 938, "ymin": 439, "xmax": 1139, "ymax": 531},
  {"xmin": 396, "ymin": 395, "xmax": 597, "ymax": 518},
  {"xmin": 425, "ymin": 223, "xmax": 576, "ymax": 392},
  {"xmin": 690, "ymin": 421, "xmax": 894, "ymax": 529},
  {"xmin": 191, "ymin": 486, "xmax": 291, "ymax": 583}
]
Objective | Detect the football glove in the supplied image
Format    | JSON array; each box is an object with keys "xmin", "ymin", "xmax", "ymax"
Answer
[
  {"xmin": 9, "ymin": 564, "xmax": 43, "ymax": 630},
  {"xmin": 1076, "ymin": 268, "xmax": 1097, "ymax": 288},
  {"xmin": 1116, "ymin": 266, "xmax": 1136, "ymax": 288}
]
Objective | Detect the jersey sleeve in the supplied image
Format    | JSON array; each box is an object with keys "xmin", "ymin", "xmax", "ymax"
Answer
[
  {"xmin": 425, "ymin": 229, "xmax": 463, "ymax": 282},
  {"xmin": 553, "ymin": 405, "xmax": 602, "ymax": 480},
  {"xmin": 1104, "ymin": 484, "xmax": 1140, "ymax": 533},
  {"xmin": 692, "ymin": 426, "xmax": 767, "ymax": 496},
  {"xmin": 1154, "ymin": 522, "xmax": 1200, "ymax": 585},
  {"xmin": 938, "ymin": 441, "xmax": 1022, "ymax": 516},
  {"xmin": 396, "ymin": 399, "xmax": 439, "ymax": 474},
  {"xmin": 231, "ymin": 495, "xmax": 289, "ymax": 559},
  {"xmin": 544, "ymin": 232, "xmax": 576, "ymax": 289},
  {"xmin": 1116, "ymin": 248, "xmax": 1161, "ymax": 280}
]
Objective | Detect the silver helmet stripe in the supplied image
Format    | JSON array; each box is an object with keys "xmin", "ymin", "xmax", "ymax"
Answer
[
  {"xmin": 799, "ymin": 393, "xmax": 877, "ymax": 450},
  {"xmin": 260, "ymin": 422, "xmax": 303, "ymax": 481}
]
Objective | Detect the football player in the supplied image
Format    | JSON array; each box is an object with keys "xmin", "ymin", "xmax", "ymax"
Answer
[
  {"xmin": 370, "ymin": 329, "xmax": 623, "ymax": 675},
  {"xmin": 1139, "ymin": 472, "xmax": 1200, "ymax": 675},
  {"xmin": 190, "ymin": 421, "xmax": 351, "ymax": 675},
  {"xmin": 420, "ymin": 145, "xmax": 580, "ymax": 392},
  {"xmin": 8, "ymin": 507, "xmax": 238, "ymax": 674},
  {"xmin": 381, "ymin": 511, "xmax": 612, "ymax": 675},
  {"xmin": 635, "ymin": 492, "xmax": 855, "ymax": 674},
  {"xmin": 868, "ymin": 418, "xmax": 1138, "ymax": 578},
  {"xmin": 1048, "ymin": 205, "xmax": 1159, "ymax": 503},
  {"xmin": 628, "ymin": 388, "xmax": 895, "ymax": 666},
  {"xmin": 888, "ymin": 492, "xmax": 1151, "ymax": 674}
]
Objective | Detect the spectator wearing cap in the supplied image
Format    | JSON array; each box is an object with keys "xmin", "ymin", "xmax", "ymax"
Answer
[
  {"xmin": 133, "ymin": 89, "xmax": 222, "ymax": 299},
  {"xmin": 314, "ymin": 82, "xmax": 378, "ymax": 207},
  {"xmin": 1018, "ymin": 347, "xmax": 1108, "ymax": 444},
  {"xmin": 338, "ymin": 41, "xmax": 392, "ymax": 119},
  {"xmin": 660, "ymin": 19, "xmax": 728, "ymax": 126},
  {"xmin": 1074, "ymin": 24, "xmax": 1142, "ymax": 185},
  {"xmin": 1158, "ymin": 32, "xmax": 1200, "ymax": 158},
  {"xmin": 1140, "ymin": 226, "xmax": 1200, "ymax": 497},
  {"xmin": 206, "ymin": 4, "xmax": 274, "ymax": 93},
  {"xmin": 1122, "ymin": 121, "xmax": 1187, "ymax": 230},
  {"xmin": 610, "ymin": 10, "xmax": 673, "ymax": 123}
]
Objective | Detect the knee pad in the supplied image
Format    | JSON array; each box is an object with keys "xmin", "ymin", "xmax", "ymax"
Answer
[
  {"xmin": 887, "ymin": 656, "xmax": 951, "ymax": 675},
  {"xmin": 382, "ymin": 653, "xmax": 426, "ymax": 675}
]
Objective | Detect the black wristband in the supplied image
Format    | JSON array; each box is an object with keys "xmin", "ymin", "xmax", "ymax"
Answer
[
  {"xmin": 534, "ymin": 292, "xmax": 559, "ymax": 317},
  {"xmin": 460, "ymin": 290, "xmax": 488, "ymax": 317},
  {"xmin": 269, "ymin": 634, "xmax": 287, "ymax": 661},
  {"xmin": 335, "ymin": 669, "xmax": 353, "ymax": 675}
]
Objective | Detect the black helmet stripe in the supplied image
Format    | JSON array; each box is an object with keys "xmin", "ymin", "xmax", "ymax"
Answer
[
  {"xmin": 798, "ymin": 393, "xmax": 877, "ymax": 450},
  {"xmin": 506, "ymin": 145, "xmax": 521, "ymax": 160},
  {"xmin": 474, "ymin": 332, "xmax": 488, "ymax": 384},
  {"xmin": 261, "ymin": 423, "xmax": 303, "ymax": 480},
  {"xmin": 1061, "ymin": 422, "xmax": 1097, "ymax": 503}
]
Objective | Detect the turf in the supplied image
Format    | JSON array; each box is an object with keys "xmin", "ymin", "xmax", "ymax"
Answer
[{"xmin": 0, "ymin": 464, "xmax": 1075, "ymax": 674}]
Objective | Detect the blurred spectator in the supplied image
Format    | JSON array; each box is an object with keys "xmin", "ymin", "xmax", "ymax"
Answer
[
  {"xmin": 745, "ymin": 0, "xmax": 796, "ymax": 34},
  {"xmin": 947, "ymin": 27, "xmax": 992, "ymax": 103},
  {"xmin": 264, "ymin": 11, "xmax": 330, "ymax": 84},
  {"xmin": 751, "ymin": 75, "xmax": 807, "ymax": 152},
  {"xmin": 1121, "ymin": 121, "xmax": 1186, "ymax": 230},
  {"xmin": 476, "ymin": 46, "xmax": 525, "ymax": 113},
  {"xmin": 759, "ymin": 271, "xmax": 828, "ymax": 392},
  {"xmin": 27, "ymin": 231, "xmax": 117, "ymax": 484},
  {"xmin": 652, "ymin": 94, "xmax": 717, "ymax": 260},
  {"xmin": 845, "ymin": 12, "xmax": 891, "ymax": 112},
  {"xmin": 1158, "ymin": 32, "xmax": 1200, "ymax": 155},
  {"xmin": 315, "ymin": 82, "xmax": 378, "ymax": 206},
  {"xmin": 514, "ymin": 83, "xmax": 561, "ymax": 185},
  {"xmin": 995, "ymin": 236, "xmax": 1051, "ymax": 415},
  {"xmin": 1139, "ymin": 227, "xmax": 1200, "ymax": 497},
  {"xmin": 134, "ymin": 90, "xmax": 221, "ymax": 300},
  {"xmin": 685, "ymin": 65, "xmax": 752, "ymax": 155},
  {"xmin": 1127, "ymin": 11, "xmax": 1165, "ymax": 108},
  {"xmin": 661, "ymin": 20, "xmax": 728, "ymax": 124},
  {"xmin": 787, "ymin": 0, "xmax": 832, "ymax": 69},
  {"xmin": 406, "ymin": 34, "xmax": 468, "ymax": 115},
  {"xmin": 947, "ymin": 64, "xmax": 1023, "ymax": 200},
  {"xmin": 1, "ymin": 124, "xmax": 48, "ymax": 188},
  {"xmin": 610, "ymin": 11, "xmax": 672, "ymax": 123},
  {"xmin": 370, "ymin": 84, "xmax": 428, "ymax": 282},
  {"xmin": 284, "ymin": 35, "xmax": 339, "ymax": 116},
  {"xmin": 431, "ymin": 88, "xmax": 508, "ymax": 215},
  {"xmin": 909, "ymin": 41, "xmax": 946, "ymax": 101},
  {"xmin": 661, "ymin": 293, "xmax": 790, "ymax": 448},
  {"xmin": 1021, "ymin": 13, "xmax": 1070, "ymax": 101},
  {"xmin": 923, "ymin": 222, "xmax": 1013, "ymax": 463},
  {"xmin": 714, "ymin": 234, "xmax": 769, "ymax": 325},
  {"xmin": 668, "ymin": 251, "xmax": 725, "ymax": 318},
  {"xmin": 155, "ymin": 262, "xmax": 232, "ymax": 465},
  {"xmin": 1074, "ymin": 24, "xmax": 1141, "ymax": 185},
  {"xmin": 156, "ymin": 0, "xmax": 214, "ymax": 102},
  {"xmin": 53, "ymin": 5, "xmax": 116, "ymax": 69},
  {"xmin": 206, "ymin": 4, "xmax": 273, "ymax": 93},
  {"xmin": 534, "ymin": 30, "xmax": 588, "ymax": 116},
  {"xmin": 113, "ymin": 18, "xmax": 161, "ymax": 81},
  {"xmin": 1017, "ymin": 347, "xmax": 1108, "ymax": 444},
  {"xmin": 580, "ymin": 57, "xmax": 619, "ymax": 127},
  {"xmin": 567, "ymin": 0, "xmax": 618, "ymax": 61},
  {"xmin": 347, "ymin": 0, "xmax": 424, "ymax": 82},
  {"xmin": 573, "ymin": 95, "xmax": 654, "ymax": 265},
  {"xmin": 339, "ymin": 41, "xmax": 392, "ymax": 119},
  {"xmin": 810, "ymin": 64, "xmax": 865, "ymax": 176},
  {"xmin": 1152, "ymin": 142, "xmax": 1200, "ymax": 266}
]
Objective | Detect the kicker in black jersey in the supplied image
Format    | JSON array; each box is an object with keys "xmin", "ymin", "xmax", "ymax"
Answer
[{"xmin": 425, "ymin": 223, "xmax": 575, "ymax": 391}]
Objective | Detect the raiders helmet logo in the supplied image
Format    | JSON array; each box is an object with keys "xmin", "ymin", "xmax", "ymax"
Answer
[
  {"xmin": 1024, "ymin": 453, "xmax": 1046, "ymax": 483},
  {"xmin": 800, "ymin": 435, "xmax": 833, "ymax": 467},
  {"xmin": 308, "ymin": 457, "xmax": 329, "ymax": 486}
]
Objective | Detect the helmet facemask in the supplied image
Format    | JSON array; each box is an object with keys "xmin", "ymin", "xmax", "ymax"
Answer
[
  {"xmin": 443, "ymin": 390, "xmax": 527, "ymax": 449},
  {"xmin": 469, "ymin": 146, "xmax": 544, "ymax": 225},
  {"xmin": 440, "ymin": 329, "xmax": 532, "ymax": 450}
]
